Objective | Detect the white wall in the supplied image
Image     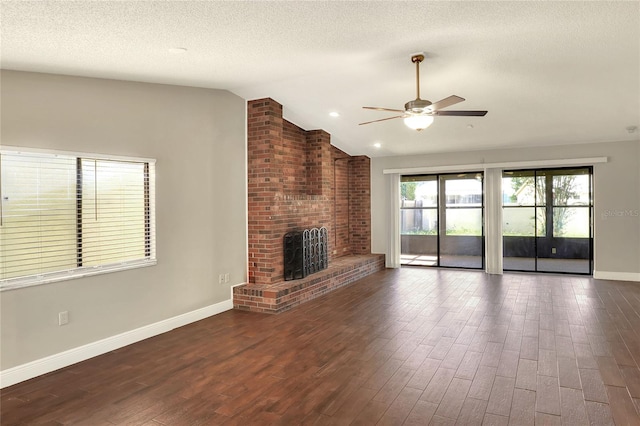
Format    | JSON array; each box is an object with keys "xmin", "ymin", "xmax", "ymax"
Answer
[
  {"xmin": 371, "ymin": 140, "xmax": 640, "ymax": 280},
  {"xmin": 0, "ymin": 71, "xmax": 247, "ymax": 370}
]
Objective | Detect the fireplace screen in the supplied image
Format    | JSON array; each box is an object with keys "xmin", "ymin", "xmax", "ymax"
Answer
[{"xmin": 284, "ymin": 227, "xmax": 328, "ymax": 281}]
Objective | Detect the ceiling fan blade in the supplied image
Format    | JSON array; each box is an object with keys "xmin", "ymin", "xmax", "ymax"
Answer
[
  {"xmin": 429, "ymin": 95, "xmax": 465, "ymax": 111},
  {"xmin": 359, "ymin": 115, "xmax": 405, "ymax": 125},
  {"xmin": 363, "ymin": 106, "xmax": 406, "ymax": 113},
  {"xmin": 432, "ymin": 110, "xmax": 488, "ymax": 116}
]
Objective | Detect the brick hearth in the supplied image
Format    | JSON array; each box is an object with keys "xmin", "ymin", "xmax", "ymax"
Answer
[{"xmin": 234, "ymin": 254, "xmax": 385, "ymax": 314}]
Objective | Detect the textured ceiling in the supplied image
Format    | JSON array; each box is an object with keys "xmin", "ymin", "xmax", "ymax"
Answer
[{"xmin": 1, "ymin": 1, "xmax": 639, "ymax": 157}]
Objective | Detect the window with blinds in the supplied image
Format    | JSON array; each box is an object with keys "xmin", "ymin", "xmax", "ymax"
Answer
[{"xmin": 0, "ymin": 149, "xmax": 156, "ymax": 290}]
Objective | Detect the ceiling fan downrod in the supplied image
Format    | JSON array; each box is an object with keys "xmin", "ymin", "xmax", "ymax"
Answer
[
  {"xmin": 412, "ymin": 54, "xmax": 424, "ymax": 99},
  {"xmin": 405, "ymin": 54, "xmax": 432, "ymax": 113}
]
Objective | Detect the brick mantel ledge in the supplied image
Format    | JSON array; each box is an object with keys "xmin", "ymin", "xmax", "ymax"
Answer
[{"xmin": 233, "ymin": 254, "xmax": 385, "ymax": 314}]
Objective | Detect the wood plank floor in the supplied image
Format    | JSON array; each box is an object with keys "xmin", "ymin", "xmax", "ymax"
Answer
[{"xmin": 3, "ymin": 267, "xmax": 640, "ymax": 425}]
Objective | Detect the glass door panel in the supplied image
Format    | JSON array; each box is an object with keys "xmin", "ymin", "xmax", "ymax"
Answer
[
  {"xmin": 400, "ymin": 176, "xmax": 438, "ymax": 266},
  {"xmin": 440, "ymin": 173, "xmax": 484, "ymax": 268},
  {"xmin": 502, "ymin": 170, "xmax": 537, "ymax": 271},
  {"xmin": 538, "ymin": 168, "xmax": 591, "ymax": 274}
]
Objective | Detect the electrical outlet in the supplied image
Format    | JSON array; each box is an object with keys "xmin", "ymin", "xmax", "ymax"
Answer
[
  {"xmin": 58, "ymin": 311, "xmax": 69, "ymax": 326},
  {"xmin": 218, "ymin": 274, "xmax": 224, "ymax": 284},
  {"xmin": 224, "ymin": 273, "xmax": 230, "ymax": 283},
  {"xmin": 552, "ymin": 247, "xmax": 557, "ymax": 254}
]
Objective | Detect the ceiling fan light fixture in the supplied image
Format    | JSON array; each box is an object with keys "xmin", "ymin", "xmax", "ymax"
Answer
[{"xmin": 404, "ymin": 114, "xmax": 434, "ymax": 131}]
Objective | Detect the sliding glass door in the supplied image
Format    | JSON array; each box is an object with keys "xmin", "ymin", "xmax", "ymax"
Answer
[
  {"xmin": 401, "ymin": 173, "xmax": 484, "ymax": 269},
  {"xmin": 502, "ymin": 167, "xmax": 592, "ymax": 274}
]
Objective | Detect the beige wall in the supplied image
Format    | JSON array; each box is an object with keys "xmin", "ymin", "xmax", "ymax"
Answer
[
  {"xmin": 0, "ymin": 71, "xmax": 247, "ymax": 369},
  {"xmin": 371, "ymin": 140, "xmax": 640, "ymax": 277}
]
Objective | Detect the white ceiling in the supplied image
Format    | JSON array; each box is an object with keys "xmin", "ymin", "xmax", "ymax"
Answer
[{"xmin": 1, "ymin": 1, "xmax": 639, "ymax": 158}]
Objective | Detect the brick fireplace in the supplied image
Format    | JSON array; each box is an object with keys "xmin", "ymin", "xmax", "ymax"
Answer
[{"xmin": 234, "ymin": 98, "xmax": 384, "ymax": 313}]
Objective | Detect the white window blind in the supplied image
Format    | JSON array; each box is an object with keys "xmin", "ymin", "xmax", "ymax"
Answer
[{"xmin": 0, "ymin": 148, "xmax": 156, "ymax": 290}]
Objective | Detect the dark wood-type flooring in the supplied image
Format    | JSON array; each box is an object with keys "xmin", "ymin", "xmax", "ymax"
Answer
[{"xmin": 3, "ymin": 267, "xmax": 640, "ymax": 425}]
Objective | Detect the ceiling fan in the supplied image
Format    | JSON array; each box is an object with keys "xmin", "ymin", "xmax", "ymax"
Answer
[{"xmin": 360, "ymin": 53, "xmax": 488, "ymax": 131}]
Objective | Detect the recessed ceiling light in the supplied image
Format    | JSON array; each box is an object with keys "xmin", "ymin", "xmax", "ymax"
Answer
[
  {"xmin": 329, "ymin": 112, "xmax": 340, "ymax": 117},
  {"xmin": 168, "ymin": 47, "xmax": 188, "ymax": 54},
  {"xmin": 373, "ymin": 143, "xmax": 382, "ymax": 148}
]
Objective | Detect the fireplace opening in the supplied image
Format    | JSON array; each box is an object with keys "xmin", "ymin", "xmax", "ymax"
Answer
[{"xmin": 284, "ymin": 227, "xmax": 328, "ymax": 281}]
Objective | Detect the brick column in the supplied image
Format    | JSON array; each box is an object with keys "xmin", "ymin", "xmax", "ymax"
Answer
[
  {"xmin": 349, "ymin": 156, "xmax": 371, "ymax": 255},
  {"xmin": 247, "ymin": 98, "xmax": 284, "ymax": 284},
  {"xmin": 305, "ymin": 130, "xmax": 332, "ymax": 196}
]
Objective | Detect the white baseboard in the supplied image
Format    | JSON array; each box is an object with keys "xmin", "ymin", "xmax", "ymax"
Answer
[
  {"xmin": 593, "ymin": 270, "xmax": 640, "ymax": 282},
  {"xmin": 0, "ymin": 299, "xmax": 233, "ymax": 389}
]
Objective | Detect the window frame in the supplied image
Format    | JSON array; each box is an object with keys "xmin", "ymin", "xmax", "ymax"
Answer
[{"xmin": 0, "ymin": 146, "xmax": 157, "ymax": 291}]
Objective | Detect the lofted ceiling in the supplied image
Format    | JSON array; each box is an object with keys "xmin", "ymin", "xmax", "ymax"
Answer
[{"xmin": 1, "ymin": 1, "xmax": 638, "ymax": 158}]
